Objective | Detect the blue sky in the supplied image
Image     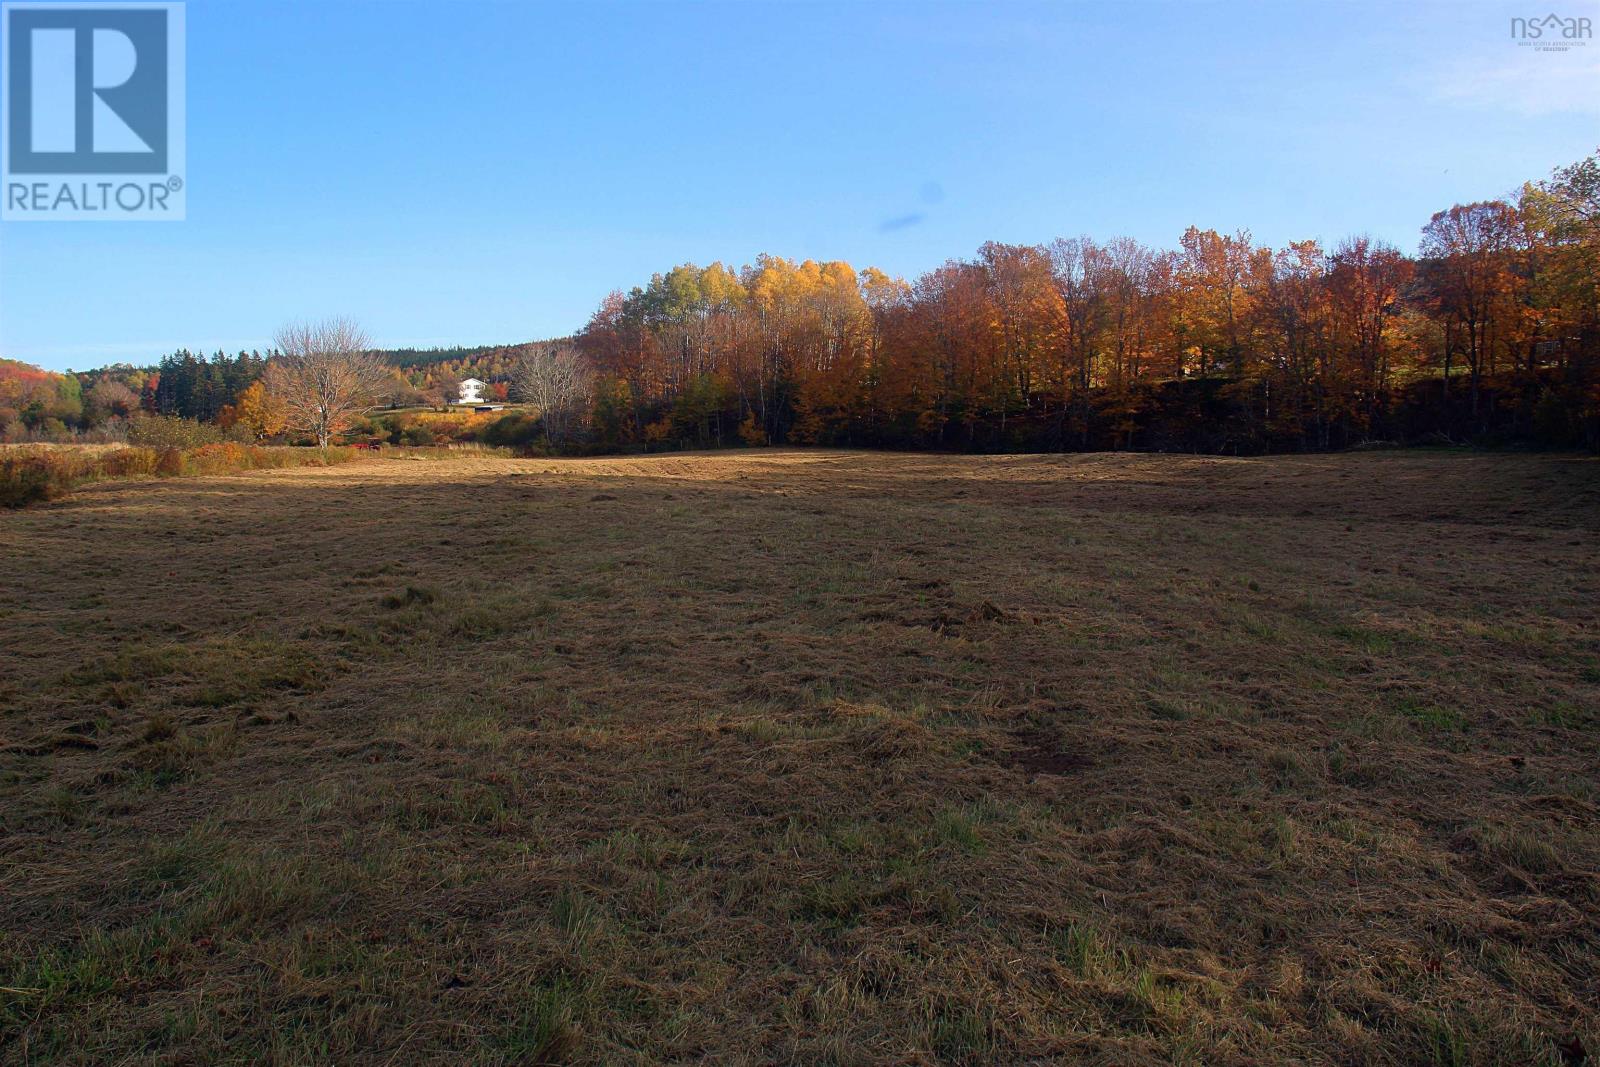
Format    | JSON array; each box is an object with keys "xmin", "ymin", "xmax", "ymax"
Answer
[{"xmin": 2, "ymin": 0, "xmax": 1597, "ymax": 372}]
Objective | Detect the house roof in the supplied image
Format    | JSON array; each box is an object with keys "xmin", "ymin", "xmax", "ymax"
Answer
[{"xmin": 459, "ymin": 377, "xmax": 486, "ymax": 386}]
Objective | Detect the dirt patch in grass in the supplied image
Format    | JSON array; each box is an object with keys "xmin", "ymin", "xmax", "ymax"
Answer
[
  {"xmin": 1, "ymin": 448, "xmax": 1597, "ymax": 1064},
  {"xmin": 1000, "ymin": 729, "xmax": 1097, "ymax": 777}
]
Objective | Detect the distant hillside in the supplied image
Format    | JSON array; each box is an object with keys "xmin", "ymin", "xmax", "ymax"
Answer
[
  {"xmin": 0, "ymin": 357, "xmax": 58, "ymax": 385},
  {"xmin": 1, "ymin": 358, "xmax": 83, "ymax": 440},
  {"xmin": 22, "ymin": 339, "xmax": 571, "ymax": 378},
  {"xmin": 377, "ymin": 343, "xmax": 533, "ymax": 370},
  {"xmin": 377, "ymin": 339, "xmax": 571, "ymax": 402},
  {"xmin": 0, "ymin": 339, "xmax": 577, "ymax": 440}
]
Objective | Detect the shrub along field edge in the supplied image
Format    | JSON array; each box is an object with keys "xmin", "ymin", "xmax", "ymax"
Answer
[{"xmin": 0, "ymin": 443, "xmax": 362, "ymax": 508}]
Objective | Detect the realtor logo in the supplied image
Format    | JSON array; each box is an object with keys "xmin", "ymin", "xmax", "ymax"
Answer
[{"xmin": 2, "ymin": 2, "xmax": 185, "ymax": 220}]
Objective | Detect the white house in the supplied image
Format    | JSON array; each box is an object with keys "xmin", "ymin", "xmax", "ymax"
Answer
[{"xmin": 456, "ymin": 377, "xmax": 487, "ymax": 405}]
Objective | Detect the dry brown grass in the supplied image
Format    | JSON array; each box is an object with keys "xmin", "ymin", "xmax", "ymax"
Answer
[{"xmin": 1, "ymin": 448, "xmax": 1597, "ymax": 1065}]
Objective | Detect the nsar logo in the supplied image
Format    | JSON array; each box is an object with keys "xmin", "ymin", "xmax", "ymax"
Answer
[{"xmin": 1511, "ymin": 11, "xmax": 1593, "ymax": 49}]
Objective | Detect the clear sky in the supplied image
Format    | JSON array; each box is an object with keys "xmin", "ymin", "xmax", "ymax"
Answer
[{"xmin": 2, "ymin": 0, "xmax": 1597, "ymax": 372}]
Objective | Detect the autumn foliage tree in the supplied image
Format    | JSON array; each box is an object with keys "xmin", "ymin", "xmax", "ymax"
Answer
[
  {"xmin": 217, "ymin": 380, "xmax": 288, "ymax": 441},
  {"xmin": 1418, "ymin": 201, "xmax": 1522, "ymax": 415}
]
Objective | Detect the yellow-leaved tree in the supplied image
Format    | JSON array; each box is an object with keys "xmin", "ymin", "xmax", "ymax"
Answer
[{"xmin": 218, "ymin": 380, "xmax": 288, "ymax": 441}]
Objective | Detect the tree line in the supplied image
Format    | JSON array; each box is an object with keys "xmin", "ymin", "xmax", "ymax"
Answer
[
  {"xmin": 6, "ymin": 150, "xmax": 1595, "ymax": 454},
  {"xmin": 573, "ymin": 151, "xmax": 1600, "ymax": 453}
]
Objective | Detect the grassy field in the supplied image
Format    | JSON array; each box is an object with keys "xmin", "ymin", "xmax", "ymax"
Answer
[{"xmin": 1, "ymin": 448, "xmax": 1597, "ymax": 1065}]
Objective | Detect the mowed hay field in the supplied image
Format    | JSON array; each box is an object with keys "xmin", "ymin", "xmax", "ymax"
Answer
[{"xmin": 2, "ymin": 449, "xmax": 1598, "ymax": 1066}]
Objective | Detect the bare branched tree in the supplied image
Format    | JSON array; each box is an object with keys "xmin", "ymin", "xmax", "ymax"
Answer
[
  {"xmin": 511, "ymin": 345, "xmax": 591, "ymax": 444},
  {"xmin": 263, "ymin": 318, "xmax": 389, "ymax": 451}
]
